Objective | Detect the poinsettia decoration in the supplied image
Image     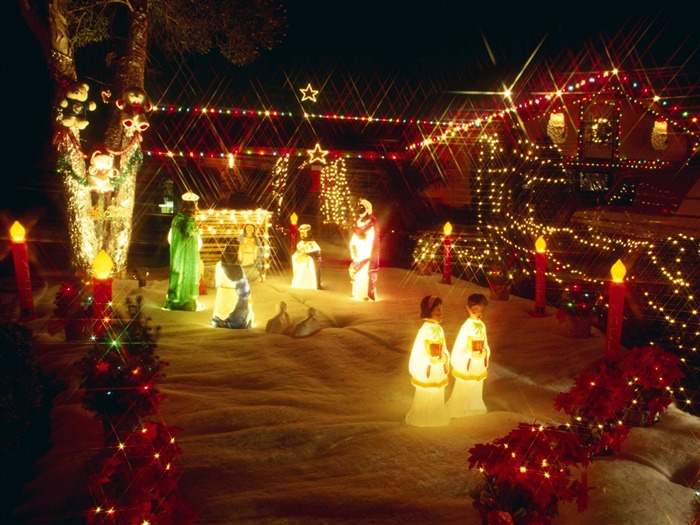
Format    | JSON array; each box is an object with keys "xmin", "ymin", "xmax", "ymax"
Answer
[
  {"xmin": 86, "ymin": 420, "xmax": 198, "ymax": 525},
  {"xmin": 554, "ymin": 361, "xmax": 632, "ymax": 456},
  {"xmin": 467, "ymin": 422, "xmax": 590, "ymax": 525},
  {"xmin": 620, "ymin": 346, "xmax": 684, "ymax": 425}
]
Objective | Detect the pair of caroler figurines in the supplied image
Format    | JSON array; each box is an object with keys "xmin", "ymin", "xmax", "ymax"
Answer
[{"xmin": 405, "ymin": 293, "xmax": 491, "ymax": 427}]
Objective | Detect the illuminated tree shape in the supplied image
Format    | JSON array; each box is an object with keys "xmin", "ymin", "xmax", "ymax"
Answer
[
  {"xmin": 319, "ymin": 159, "xmax": 353, "ymax": 227},
  {"xmin": 269, "ymin": 154, "xmax": 291, "ymax": 214}
]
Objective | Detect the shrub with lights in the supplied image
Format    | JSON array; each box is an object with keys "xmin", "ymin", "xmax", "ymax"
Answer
[
  {"xmin": 76, "ymin": 296, "xmax": 165, "ymax": 442},
  {"xmin": 48, "ymin": 279, "xmax": 94, "ymax": 341},
  {"xmin": 467, "ymin": 422, "xmax": 590, "ymax": 525},
  {"xmin": 74, "ymin": 296, "xmax": 197, "ymax": 522}
]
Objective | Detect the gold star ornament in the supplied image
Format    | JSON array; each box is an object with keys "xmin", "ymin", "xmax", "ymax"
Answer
[
  {"xmin": 300, "ymin": 84, "xmax": 319, "ymax": 102},
  {"xmin": 307, "ymin": 143, "xmax": 329, "ymax": 164}
]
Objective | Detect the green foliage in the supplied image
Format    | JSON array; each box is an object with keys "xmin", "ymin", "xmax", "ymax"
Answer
[
  {"xmin": 76, "ymin": 296, "xmax": 165, "ymax": 421},
  {"xmin": 555, "ymin": 287, "xmax": 601, "ymax": 319}
]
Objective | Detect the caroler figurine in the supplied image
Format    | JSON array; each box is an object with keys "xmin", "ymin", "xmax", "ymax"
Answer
[
  {"xmin": 446, "ymin": 293, "xmax": 490, "ymax": 417},
  {"xmin": 405, "ymin": 295, "xmax": 451, "ymax": 427}
]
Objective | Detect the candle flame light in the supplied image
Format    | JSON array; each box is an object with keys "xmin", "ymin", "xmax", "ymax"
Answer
[
  {"xmin": 443, "ymin": 221, "xmax": 453, "ymax": 236},
  {"xmin": 290, "ymin": 212, "xmax": 298, "ymax": 225},
  {"xmin": 10, "ymin": 221, "xmax": 26, "ymax": 242},
  {"xmin": 93, "ymin": 250, "xmax": 114, "ymax": 280},
  {"xmin": 611, "ymin": 259, "xmax": 626, "ymax": 282},
  {"xmin": 535, "ymin": 236, "xmax": 546, "ymax": 253}
]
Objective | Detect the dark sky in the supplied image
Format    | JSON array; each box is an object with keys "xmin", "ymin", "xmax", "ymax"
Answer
[{"xmin": 1, "ymin": 1, "xmax": 698, "ymax": 214}]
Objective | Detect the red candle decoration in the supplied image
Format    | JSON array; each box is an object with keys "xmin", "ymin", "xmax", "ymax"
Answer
[
  {"xmin": 533, "ymin": 236, "xmax": 547, "ymax": 317},
  {"xmin": 10, "ymin": 221, "xmax": 36, "ymax": 321},
  {"xmin": 441, "ymin": 221, "xmax": 452, "ymax": 285},
  {"xmin": 92, "ymin": 250, "xmax": 114, "ymax": 338},
  {"xmin": 289, "ymin": 212, "xmax": 298, "ymax": 253},
  {"xmin": 605, "ymin": 259, "xmax": 627, "ymax": 361}
]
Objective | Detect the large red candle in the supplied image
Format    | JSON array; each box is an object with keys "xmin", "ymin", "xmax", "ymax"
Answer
[
  {"xmin": 533, "ymin": 236, "xmax": 547, "ymax": 317},
  {"xmin": 605, "ymin": 259, "xmax": 627, "ymax": 361},
  {"xmin": 10, "ymin": 221, "xmax": 36, "ymax": 321},
  {"xmin": 441, "ymin": 222, "xmax": 452, "ymax": 285},
  {"xmin": 289, "ymin": 212, "xmax": 298, "ymax": 254},
  {"xmin": 92, "ymin": 250, "xmax": 114, "ymax": 338}
]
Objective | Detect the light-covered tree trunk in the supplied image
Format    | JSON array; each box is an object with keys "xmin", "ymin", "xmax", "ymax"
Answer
[{"xmin": 23, "ymin": 0, "xmax": 148, "ymax": 276}]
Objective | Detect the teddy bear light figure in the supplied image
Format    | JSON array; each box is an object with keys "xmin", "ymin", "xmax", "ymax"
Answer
[
  {"xmin": 87, "ymin": 150, "xmax": 118, "ymax": 194},
  {"xmin": 116, "ymin": 86, "xmax": 153, "ymax": 132},
  {"xmin": 59, "ymin": 81, "xmax": 97, "ymax": 129}
]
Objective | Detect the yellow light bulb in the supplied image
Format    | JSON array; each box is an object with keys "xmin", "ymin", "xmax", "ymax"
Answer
[
  {"xmin": 611, "ymin": 259, "xmax": 627, "ymax": 282},
  {"xmin": 93, "ymin": 250, "xmax": 114, "ymax": 279},
  {"xmin": 535, "ymin": 236, "xmax": 546, "ymax": 253},
  {"xmin": 10, "ymin": 221, "xmax": 25, "ymax": 242}
]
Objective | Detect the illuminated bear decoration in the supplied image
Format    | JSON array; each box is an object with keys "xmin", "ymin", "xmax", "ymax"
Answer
[
  {"xmin": 116, "ymin": 86, "xmax": 153, "ymax": 131},
  {"xmin": 87, "ymin": 150, "xmax": 118, "ymax": 193},
  {"xmin": 59, "ymin": 81, "xmax": 97, "ymax": 129}
]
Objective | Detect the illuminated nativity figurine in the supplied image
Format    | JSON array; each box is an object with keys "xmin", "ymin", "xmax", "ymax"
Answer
[
  {"xmin": 405, "ymin": 295, "xmax": 451, "ymax": 427},
  {"xmin": 446, "ymin": 293, "xmax": 490, "ymax": 417},
  {"xmin": 163, "ymin": 192, "xmax": 202, "ymax": 311},
  {"xmin": 349, "ymin": 198, "xmax": 380, "ymax": 301},
  {"xmin": 238, "ymin": 223, "xmax": 264, "ymax": 283},
  {"xmin": 211, "ymin": 241, "xmax": 254, "ymax": 329},
  {"xmin": 291, "ymin": 224, "xmax": 322, "ymax": 289}
]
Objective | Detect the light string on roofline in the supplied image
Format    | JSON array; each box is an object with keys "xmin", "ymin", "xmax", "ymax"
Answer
[
  {"xmin": 147, "ymin": 69, "xmax": 698, "ymax": 160},
  {"xmin": 142, "ymin": 147, "xmax": 402, "ymax": 161},
  {"xmin": 153, "ymin": 104, "xmax": 452, "ymax": 127},
  {"xmin": 406, "ymin": 69, "xmax": 700, "ymax": 152}
]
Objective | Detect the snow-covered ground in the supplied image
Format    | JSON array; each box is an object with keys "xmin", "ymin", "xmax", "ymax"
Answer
[{"xmin": 13, "ymin": 240, "xmax": 700, "ymax": 524}]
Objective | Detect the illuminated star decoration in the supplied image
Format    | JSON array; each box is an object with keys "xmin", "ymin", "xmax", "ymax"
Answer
[
  {"xmin": 300, "ymin": 83, "xmax": 319, "ymax": 102},
  {"xmin": 307, "ymin": 143, "xmax": 329, "ymax": 164}
]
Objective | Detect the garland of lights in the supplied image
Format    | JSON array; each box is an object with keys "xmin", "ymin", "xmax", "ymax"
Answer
[
  {"xmin": 153, "ymin": 69, "xmax": 699, "ymax": 136},
  {"xmin": 269, "ymin": 154, "xmax": 291, "ymax": 216},
  {"xmin": 56, "ymin": 148, "xmax": 143, "ymax": 189},
  {"xmin": 408, "ymin": 70, "xmax": 699, "ymax": 152},
  {"xmin": 53, "ymin": 126, "xmax": 143, "ymax": 273}
]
